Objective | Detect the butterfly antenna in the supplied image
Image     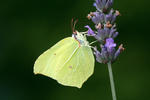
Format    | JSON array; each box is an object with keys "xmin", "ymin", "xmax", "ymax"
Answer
[
  {"xmin": 71, "ymin": 19, "xmax": 74, "ymax": 33},
  {"xmin": 74, "ymin": 19, "xmax": 78, "ymax": 32},
  {"xmin": 71, "ymin": 18, "xmax": 78, "ymax": 34}
]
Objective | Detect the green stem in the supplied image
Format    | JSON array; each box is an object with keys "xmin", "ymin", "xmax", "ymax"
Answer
[{"xmin": 107, "ymin": 62, "xmax": 117, "ymax": 100}]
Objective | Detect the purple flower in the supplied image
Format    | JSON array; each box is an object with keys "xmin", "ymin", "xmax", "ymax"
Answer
[
  {"xmin": 94, "ymin": 44, "xmax": 113, "ymax": 64},
  {"xmin": 94, "ymin": 0, "xmax": 113, "ymax": 12},
  {"xmin": 94, "ymin": 29, "xmax": 104, "ymax": 41},
  {"xmin": 85, "ymin": 25, "xmax": 95, "ymax": 36},
  {"xmin": 109, "ymin": 24, "xmax": 119, "ymax": 38},
  {"xmin": 114, "ymin": 44, "xmax": 124, "ymax": 60},
  {"xmin": 101, "ymin": 45, "xmax": 109, "ymax": 63},
  {"xmin": 94, "ymin": 46, "xmax": 109, "ymax": 64},
  {"xmin": 105, "ymin": 38, "xmax": 116, "ymax": 52},
  {"xmin": 94, "ymin": 25, "xmax": 118, "ymax": 43},
  {"xmin": 105, "ymin": 9, "xmax": 120, "ymax": 24},
  {"xmin": 94, "ymin": 28, "xmax": 107, "ymax": 42},
  {"xmin": 94, "ymin": 47, "xmax": 102, "ymax": 63},
  {"xmin": 91, "ymin": 12, "xmax": 105, "ymax": 24},
  {"xmin": 105, "ymin": 38, "xmax": 116, "ymax": 60},
  {"xmin": 94, "ymin": 38, "xmax": 124, "ymax": 64}
]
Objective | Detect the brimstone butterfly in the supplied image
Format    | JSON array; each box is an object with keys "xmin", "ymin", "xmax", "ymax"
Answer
[{"xmin": 34, "ymin": 31, "xmax": 95, "ymax": 88}]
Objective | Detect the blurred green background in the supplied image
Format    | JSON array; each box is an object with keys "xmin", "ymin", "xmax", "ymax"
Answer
[{"xmin": 0, "ymin": 0, "xmax": 150, "ymax": 100}]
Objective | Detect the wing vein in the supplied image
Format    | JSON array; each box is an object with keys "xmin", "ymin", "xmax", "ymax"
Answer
[
  {"xmin": 81, "ymin": 47, "xmax": 87, "ymax": 80},
  {"xmin": 56, "ymin": 46, "xmax": 79, "ymax": 76}
]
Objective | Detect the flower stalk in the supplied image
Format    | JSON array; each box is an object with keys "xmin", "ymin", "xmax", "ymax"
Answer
[{"xmin": 108, "ymin": 62, "xmax": 117, "ymax": 100}]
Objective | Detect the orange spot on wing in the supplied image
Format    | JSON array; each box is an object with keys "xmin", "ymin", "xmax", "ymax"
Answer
[
  {"xmin": 54, "ymin": 53, "xmax": 56, "ymax": 55},
  {"xmin": 69, "ymin": 66, "xmax": 73, "ymax": 69}
]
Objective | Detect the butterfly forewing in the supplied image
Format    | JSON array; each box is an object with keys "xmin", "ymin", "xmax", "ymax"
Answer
[{"xmin": 34, "ymin": 37, "xmax": 78, "ymax": 78}]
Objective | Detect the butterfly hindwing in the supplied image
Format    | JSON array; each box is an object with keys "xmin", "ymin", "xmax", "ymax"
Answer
[{"xmin": 56, "ymin": 45, "xmax": 95, "ymax": 88}]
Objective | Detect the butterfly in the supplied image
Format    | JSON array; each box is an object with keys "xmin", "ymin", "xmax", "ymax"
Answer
[{"xmin": 34, "ymin": 20, "xmax": 95, "ymax": 88}]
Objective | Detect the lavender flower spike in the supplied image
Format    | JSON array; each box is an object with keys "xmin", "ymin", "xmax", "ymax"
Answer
[
  {"xmin": 86, "ymin": 0, "xmax": 123, "ymax": 61},
  {"xmin": 86, "ymin": 0, "xmax": 124, "ymax": 100}
]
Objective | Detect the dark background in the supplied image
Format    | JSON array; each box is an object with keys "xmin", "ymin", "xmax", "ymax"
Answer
[{"xmin": 0, "ymin": 0, "xmax": 150, "ymax": 100}]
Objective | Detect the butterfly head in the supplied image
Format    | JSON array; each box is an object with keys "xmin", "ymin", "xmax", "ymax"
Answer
[
  {"xmin": 72, "ymin": 31, "xmax": 89, "ymax": 46},
  {"xmin": 71, "ymin": 19, "xmax": 89, "ymax": 46}
]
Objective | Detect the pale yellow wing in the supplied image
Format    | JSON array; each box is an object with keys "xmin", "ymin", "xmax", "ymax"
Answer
[
  {"xmin": 56, "ymin": 46, "xmax": 95, "ymax": 88},
  {"xmin": 34, "ymin": 37, "xmax": 79, "ymax": 78},
  {"xmin": 34, "ymin": 37, "xmax": 95, "ymax": 88}
]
